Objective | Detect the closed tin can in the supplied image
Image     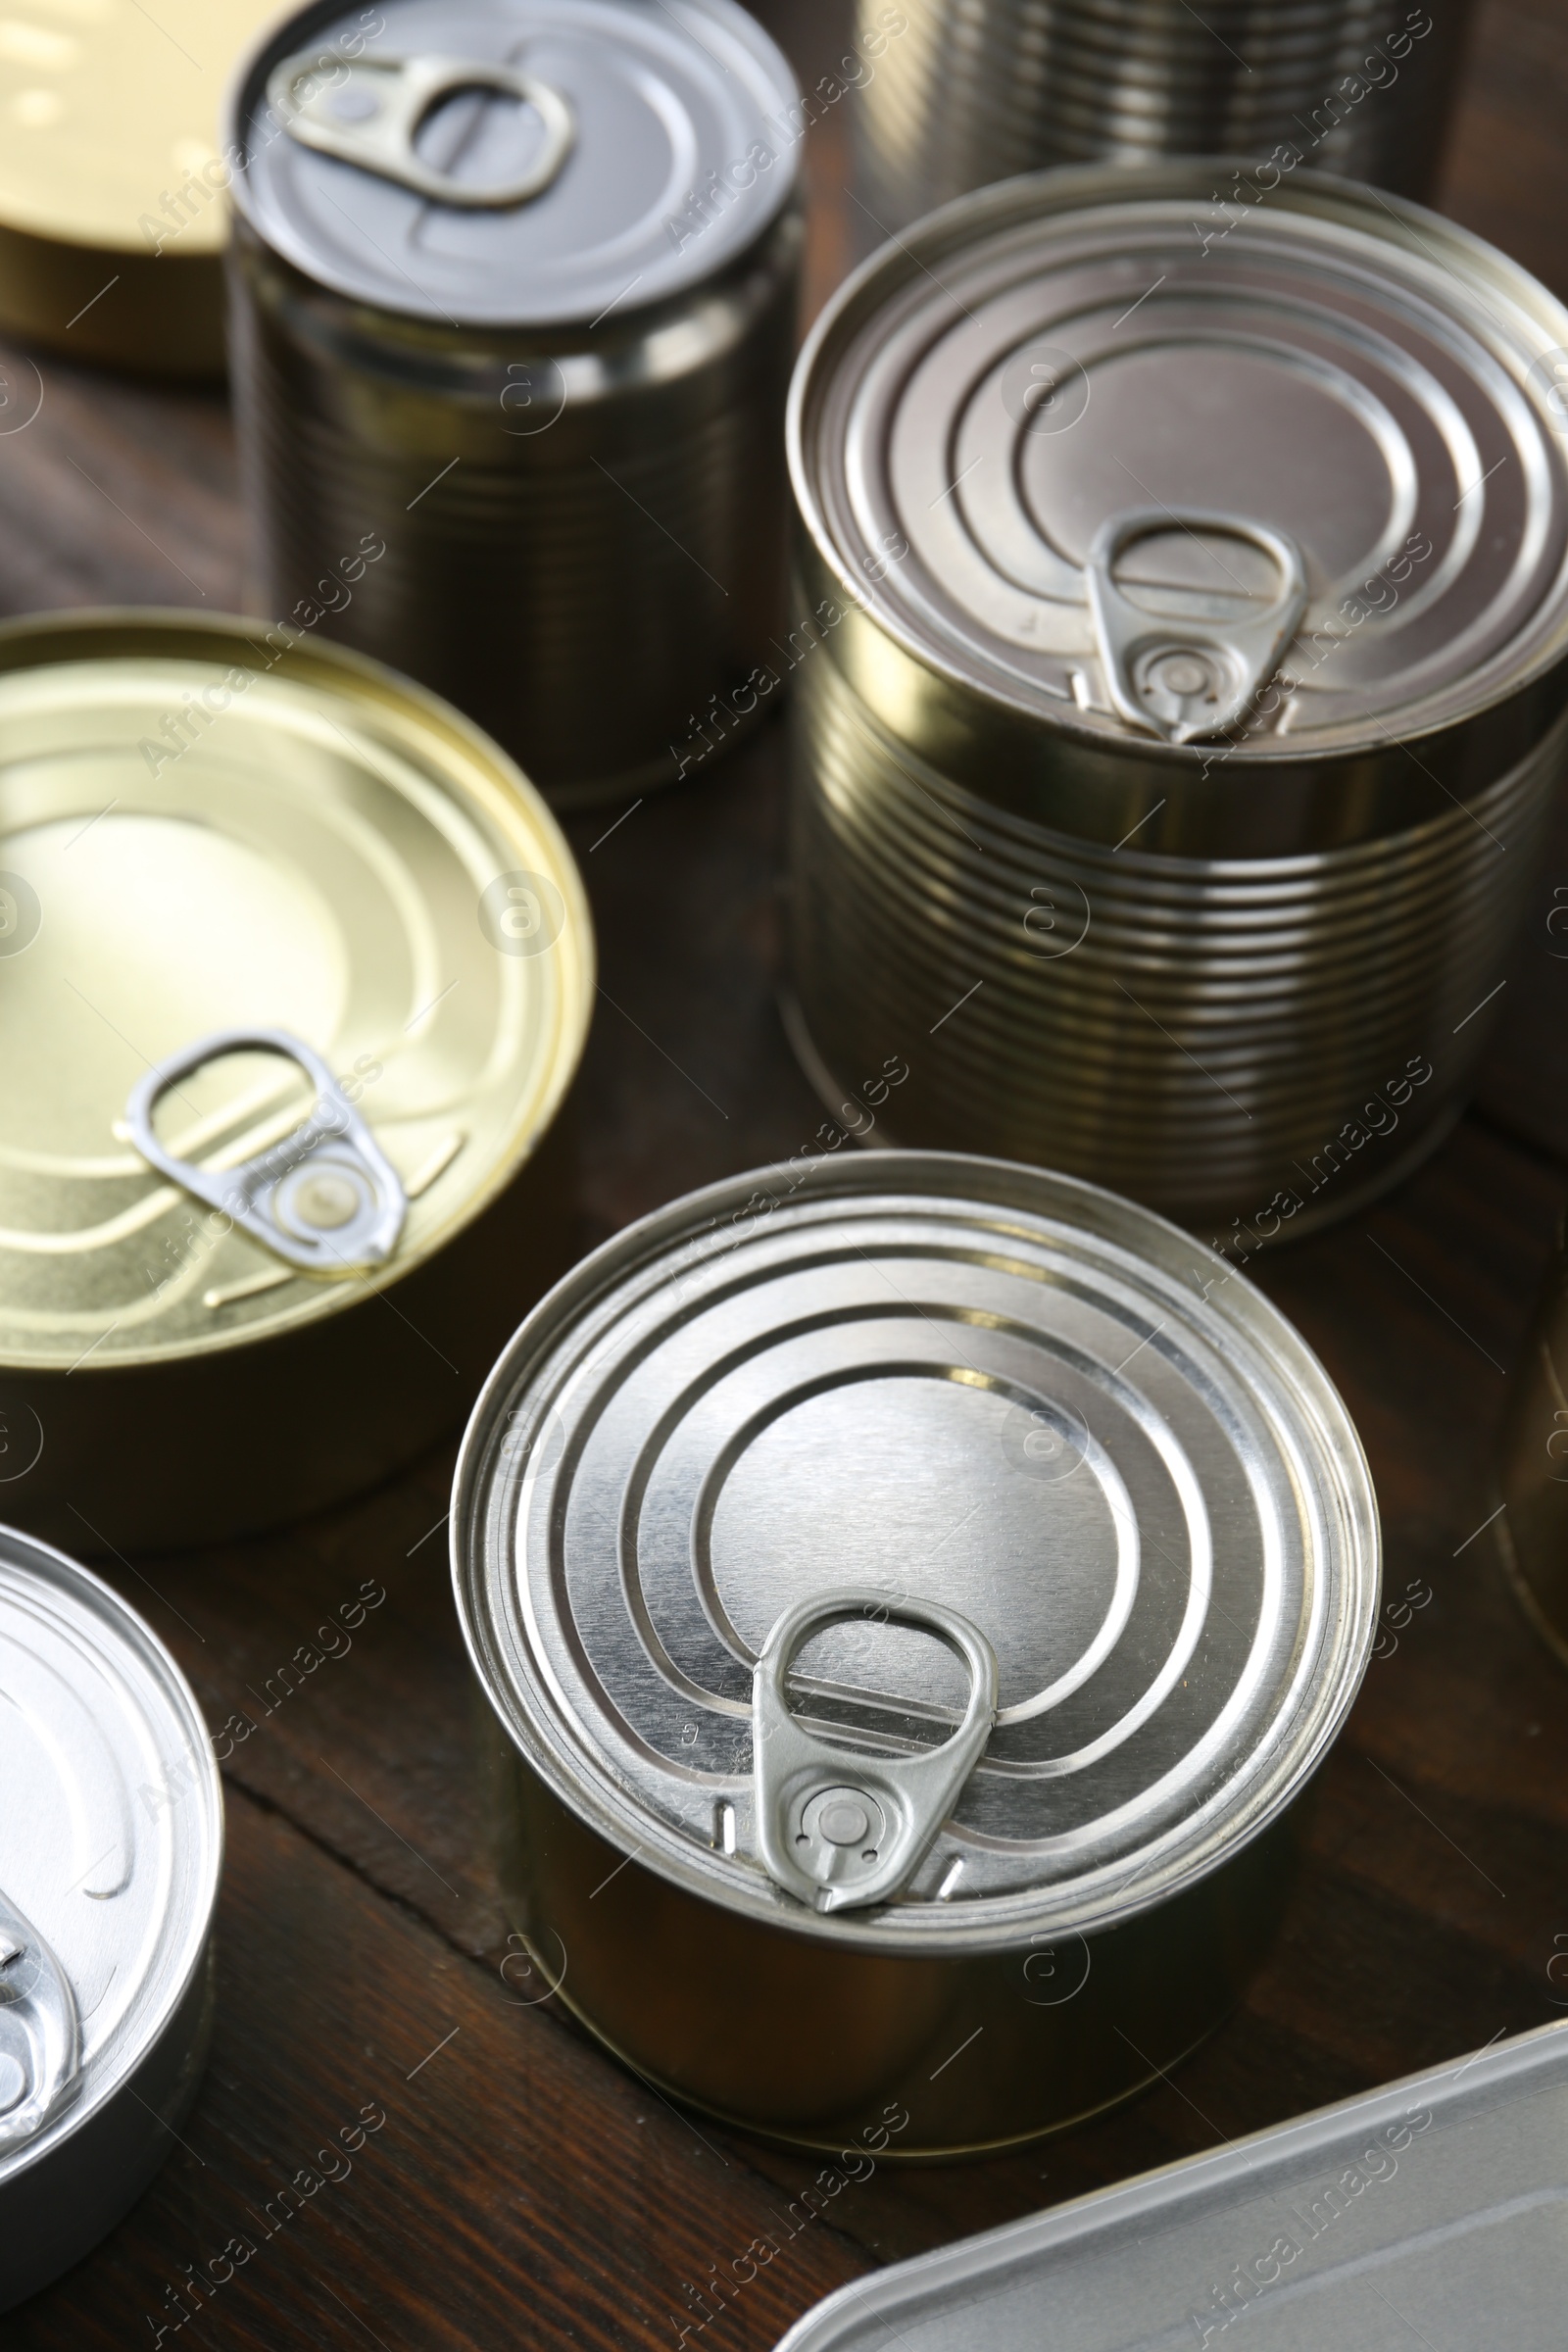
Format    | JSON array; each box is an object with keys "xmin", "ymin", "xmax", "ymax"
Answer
[
  {"xmin": 0, "ymin": 610, "xmax": 591, "ymax": 1553},
  {"xmin": 453, "ymin": 1151, "xmax": 1379, "ymax": 2157},
  {"xmin": 0, "ymin": 1521, "xmax": 221, "ymax": 2309},
  {"xmin": 223, "ymin": 0, "xmax": 803, "ymax": 808},
  {"xmin": 786, "ymin": 166, "xmax": 1568, "ymax": 1238},
  {"xmin": 779, "ymin": 2019, "xmax": 1568, "ymax": 2351},
  {"xmin": 854, "ymin": 0, "xmax": 1473, "ymax": 237}
]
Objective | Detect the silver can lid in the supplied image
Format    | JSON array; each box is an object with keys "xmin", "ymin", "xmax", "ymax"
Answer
[
  {"xmin": 0, "ymin": 1525, "xmax": 220, "ymax": 2182},
  {"xmin": 225, "ymin": 0, "xmax": 800, "ymax": 326},
  {"xmin": 791, "ymin": 166, "xmax": 1568, "ymax": 772},
  {"xmin": 454, "ymin": 1154, "xmax": 1379, "ymax": 1952}
]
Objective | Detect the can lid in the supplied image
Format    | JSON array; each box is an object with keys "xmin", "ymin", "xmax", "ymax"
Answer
[
  {"xmin": 791, "ymin": 167, "xmax": 1568, "ymax": 773},
  {"xmin": 226, "ymin": 0, "xmax": 801, "ymax": 327},
  {"xmin": 454, "ymin": 1153, "xmax": 1379, "ymax": 1951},
  {"xmin": 0, "ymin": 1522, "xmax": 220, "ymax": 2181},
  {"xmin": 0, "ymin": 611, "xmax": 592, "ymax": 1375}
]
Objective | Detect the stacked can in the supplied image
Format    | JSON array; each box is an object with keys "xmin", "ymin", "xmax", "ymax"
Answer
[
  {"xmin": 786, "ymin": 165, "xmax": 1568, "ymax": 1239},
  {"xmin": 855, "ymin": 0, "xmax": 1474, "ymax": 234},
  {"xmin": 223, "ymin": 0, "xmax": 803, "ymax": 807}
]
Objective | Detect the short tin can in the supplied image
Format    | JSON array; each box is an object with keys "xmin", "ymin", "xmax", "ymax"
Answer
[
  {"xmin": 777, "ymin": 2018, "xmax": 1568, "ymax": 2350},
  {"xmin": 1495, "ymin": 1204, "xmax": 1568, "ymax": 1668},
  {"xmin": 854, "ymin": 0, "xmax": 1473, "ymax": 238},
  {"xmin": 453, "ymin": 1151, "xmax": 1379, "ymax": 2157},
  {"xmin": 0, "ymin": 1521, "xmax": 221, "ymax": 2310},
  {"xmin": 0, "ymin": 609, "xmax": 592, "ymax": 1553},
  {"xmin": 222, "ymin": 0, "xmax": 804, "ymax": 808},
  {"xmin": 786, "ymin": 165, "xmax": 1568, "ymax": 1239}
]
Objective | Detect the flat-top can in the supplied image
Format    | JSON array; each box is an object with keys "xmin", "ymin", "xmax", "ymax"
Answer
[
  {"xmin": 787, "ymin": 165, "xmax": 1568, "ymax": 1238},
  {"xmin": 223, "ymin": 0, "xmax": 804, "ymax": 808},
  {"xmin": 453, "ymin": 1151, "xmax": 1379, "ymax": 2157},
  {"xmin": 0, "ymin": 1522, "xmax": 221, "ymax": 2310},
  {"xmin": 0, "ymin": 610, "xmax": 592, "ymax": 1553}
]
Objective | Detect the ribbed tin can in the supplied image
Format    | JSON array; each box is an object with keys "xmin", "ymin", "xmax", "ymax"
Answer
[
  {"xmin": 786, "ymin": 166, "xmax": 1568, "ymax": 1239},
  {"xmin": 0, "ymin": 1522, "xmax": 221, "ymax": 2309},
  {"xmin": 453, "ymin": 1152, "xmax": 1379, "ymax": 2156},
  {"xmin": 854, "ymin": 0, "xmax": 1473, "ymax": 235},
  {"xmin": 0, "ymin": 610, "xmax": 592, "ymax": 1552},
  {"xmin": 223, "ymin": 0, "xmax": 803, "ymax": 809}
]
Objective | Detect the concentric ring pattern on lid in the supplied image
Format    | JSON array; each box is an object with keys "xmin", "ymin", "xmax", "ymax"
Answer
[
  {"xmin": 227, "ymin": 0, "xmax": 801, "ymax": 326},
  {"xmin": 455, "ymin": 1154, "xmax": 1379, "ymax": 1950},
  {"xmin": 793, "ymin": 167, "xmax": 1568, "ymax": 763}
]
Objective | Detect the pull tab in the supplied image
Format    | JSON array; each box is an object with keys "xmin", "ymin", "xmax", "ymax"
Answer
[
  {"xmin": 126, "ymin": 1028, "xmax": 406, "ymax": 1277},
  {"xmin": 1087, "ymin": 508, "xmax": 1307, "ymax": 746},
  {"xmin": 754, "ymin": 1590, "xmax": 998, "ymax": 1915},
  {"xmin": 270, "ymin": 51, "xmax": 575, "ymax": 210},
  {"xmin": 0, "ymin": 1887, "xmax": 81, "ymax": 2152}
]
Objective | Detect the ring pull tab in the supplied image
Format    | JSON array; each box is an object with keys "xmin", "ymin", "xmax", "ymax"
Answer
[
  {"xmin": 1087, "ymin": 508, "xmax": 1308, "ymax": 746},
  {"xmin": 270, "ymin": 52, "xmax": 576, "ymax": 210},
  {"xmin": 753, "ymin": 1589, "xmax": 998, "ymax": 1915},
  {"xmin": 125, "ymin": 1028, "xmax": 406, "ymax": 1278},
  {"xmin": 0, "ymin": 1887, "xmax": 81, "ymax": 2153}
]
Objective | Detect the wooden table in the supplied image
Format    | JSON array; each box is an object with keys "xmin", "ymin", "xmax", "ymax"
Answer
[{"xmin": 8, "ymin": 3, "xmax": 1568, "ymax": 2341}]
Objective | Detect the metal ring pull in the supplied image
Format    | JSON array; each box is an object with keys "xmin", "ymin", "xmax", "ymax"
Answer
[
  {"xmin": 0, "ymin": 1887, "xmax": 81, "ymax": 2153},
  {"xmin": 753, "ymin": 1589, "xmax": 999, "ymax": 1915},
  {"xmin": 270, "ymin": 52, "xmax": 576, "ymax": 210},
  {"xmin": 1087, "ymin": 507, "xmax": 1308, "ymax": 746},
  {"xmin": 126, "ymin": 1028, "xmax": 406, "ymax": 1278}
]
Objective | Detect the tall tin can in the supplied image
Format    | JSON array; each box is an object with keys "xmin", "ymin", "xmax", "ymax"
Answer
[
  {"xmin": 453, "ymin": 1152, "xmax": 1379, "ymax": 2158},
  {"xmin": 222, "ymin": 0, "xmax": 804, "ymax": 808},
  {"xmin": 0, "ymin": 1523, "xmax": 222, "ymax": 2309},
  {"xmin": 0, "ymin": 610, "xmax": 592, "ymax": 1552},
  {"xmin": 855, "ymin": 0, "xmax": 1473, "ymax": 237},
  {"xmin": 786, "ymin": 165, "xmax": 1568, "ymax": 1240}
]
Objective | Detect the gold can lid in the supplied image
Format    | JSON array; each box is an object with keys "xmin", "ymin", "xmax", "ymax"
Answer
[
  {"xmin": 0, "ymin": 0, "xmax": 278, "ymax": 371},
  {"xmin": 0, "ymin": 610, "xmax": 593, "ymax": 1372}
]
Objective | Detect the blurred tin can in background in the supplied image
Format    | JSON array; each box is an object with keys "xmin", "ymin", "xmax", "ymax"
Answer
[
  {"xmin": 223, "ymin": 0, "xmax": 803, "ymax": 808},
  {"xmin": 453, "ymin": 1152, "xmax": 1378, "ymax": 2156},
  {"xmin": 0, "ymin": 611, "xmax": 591, "ymax": 1552},
  {"xmin": 0, "ymin": 1523, "xmax": 221, "ymax": 2309},
  {"xmin": 786, "ymin": 166, "xmax": 1568, "ymax": 1239},
  {"xmin": 854, "ymin": 0, "xmax": 1473, "ymax": 238}
]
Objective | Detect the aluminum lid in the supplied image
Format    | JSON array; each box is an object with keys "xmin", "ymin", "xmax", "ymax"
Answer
[
  {"xmin": 0, "ymin": 611, "xmax": 592, "ymax": 1373},
  {"xmin": 792, "ymin": 165, "xmax": 1568, "ymax": 774},
  {"xmin": 0, "ymin": 1522, "xmax": 220, "ymax": 2185},
  {"xmin": 226, "ymin": 0, "xmax": 801, "ymax": 327},
  {"xmin": 454, "ymin": 1153, "xmax": 1379, "ymax": 1951}
]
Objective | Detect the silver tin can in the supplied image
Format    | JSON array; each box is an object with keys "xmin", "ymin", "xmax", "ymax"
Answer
[
  {"xmin": 855, "ymin": 0, "xmax": 1473, "ymax": 236},
  {"xmin": 0, "ymin": 1523, "xmax": 221, "ymax": 2309},
  {"xmin": 453, "ymin": 1151, "xmax": 1379, "ymax": 2157},
  {"xmin": 786, "ymin": 166, "xmax": 1568, "ymax": 1238},
  {"xmin": 223, "ymin": 0, "xmax": 803, "ymax": 808},
  {"xmin": 778, "ymin": 2018, "xmax": 1568, "ymax": 2350}
]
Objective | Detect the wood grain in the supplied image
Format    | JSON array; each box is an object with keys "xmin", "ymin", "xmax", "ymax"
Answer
[{"xmin": 7, "ymin": 0, "xmax": 1568, "ymax": 2338}]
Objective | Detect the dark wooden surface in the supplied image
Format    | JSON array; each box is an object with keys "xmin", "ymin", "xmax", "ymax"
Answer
[{"xmin": 8, "ymin": 2, "xmax": 1568, "ymax": 2341}]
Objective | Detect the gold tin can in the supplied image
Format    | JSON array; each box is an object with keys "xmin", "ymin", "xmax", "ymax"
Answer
[
  {"xmin": 0, "ymin": 610, "xmax": 592, "ymax": 1552},
  {"xmin": 1497, "ymin": 1210, "xmax": 1568, "ymax": 1667},
  {"xmin": 0, "ymin": 0, "xmax": 282, "ymax": 377}
]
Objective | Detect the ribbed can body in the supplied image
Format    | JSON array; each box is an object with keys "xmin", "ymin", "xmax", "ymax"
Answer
[
  {"xmin": 227, "ymin": 208, "xmax": 802, "ymax": 808},
  {"xmin": 856, "ymin": 0, "xmax": 1473, "ymax": 228},
  {"xmin": 789, "ymin": 648, "xmax": 1563, "ymax": 1234}
]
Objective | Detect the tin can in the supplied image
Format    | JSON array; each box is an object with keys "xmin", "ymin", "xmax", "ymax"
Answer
[
  {"xmin": 0, "ymin": 0, "xmax": 279, "ymax": 377},
  {"xmin": 786, "ymin": 165, "xmax": 1568, "ymax": 1239},
  {"xmin": 222, "ymin": 0, "xmax": 804, "ymax": 809},
  {"xmin": 453, "ymin": 1151, "xmax": 1379, "ymax": 2157},
  {"xmin": 1495, "ymin": 1206, "xmax": 1568, "ymax": 1667},
  {"xmin": 0, "ymin": 1521, "xmax": 221, "ymax": 2309},
  {"xmin": 854, "ymin": 0, "xmax": 1474, "ymax": 237},
  {"xmin": 0, "ymin": 609, "xmax": 592, "ymax": 1553},
  {"xmin": 778, "ymin": 2018, "xmax": 1568, "ymax": 2349}
]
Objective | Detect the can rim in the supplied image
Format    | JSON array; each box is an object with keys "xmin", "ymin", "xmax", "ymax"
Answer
[
  {"xmin": 787, "ymin": 160, "xmax": 1568, "ymax": 783},
  {"xmin": 0, "ymin": 606, "xmax": 595, "ymax": 1372},
  {"xmin": 452, "ymin": 1148, "xmax": 1381, "ymax": 1954}
]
